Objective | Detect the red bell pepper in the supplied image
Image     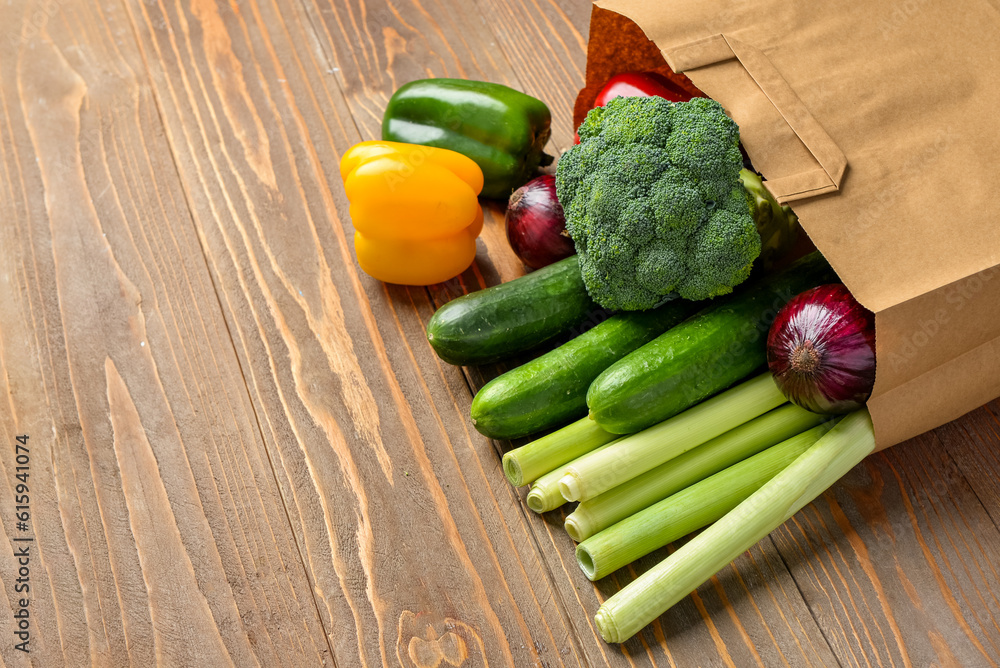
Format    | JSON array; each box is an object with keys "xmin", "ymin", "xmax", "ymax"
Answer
[
  {"xmin": 575, "ymin": 72, "xmax": 699, "ymax": 143},
  {"xmin": 594, "ymin": 71, "xmax": 693, "ymax": 107}
]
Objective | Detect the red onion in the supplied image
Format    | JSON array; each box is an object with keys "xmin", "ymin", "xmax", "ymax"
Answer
[
  {"xmin": 767, "ymin": 284, "xmax": 876, "ymax": 414},
  {"xmin": 505, "ymin": 175, "xmax": 575, "ymax": 269}
]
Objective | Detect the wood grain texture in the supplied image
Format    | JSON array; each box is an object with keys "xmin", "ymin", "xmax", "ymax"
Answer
[
  {"xmin": 298, "ymin": 0, "xmax": 533, "ymax": 287},
  {"xmin": 0, "ymin": 0, "xmax": 332, "ymax": 665},
  {"xmin": 118, "ymin": 0, "xmax": 588, "ymax": 665},
  {"xmin": 2, "ymin": 0, "xmax": 1000, "ymax": 665},
  {"xmin": 292, "ymin": 0, "xmax": 852, "ymax": 666},
  {"xmin": 451, "ymin": 6, "xmax": 1000, "ymax": 666},
  {"xmin": 470, "ymin": 0, "xmax": 591, "ymax": 151},
  {"xmin": 771, "ymin": 427, "xmax": 1000, "ymax": 667}
]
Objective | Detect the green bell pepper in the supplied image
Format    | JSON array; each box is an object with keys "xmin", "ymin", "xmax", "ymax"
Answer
[{"xmin": 382, "ymin": 78, "xmax": 553, "ymax": 199}]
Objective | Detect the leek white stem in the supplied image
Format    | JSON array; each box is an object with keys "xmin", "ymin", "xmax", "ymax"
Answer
[
  {"xmin": 594, "ymin": 409, "xmax": 876, "ymax": 643},
  {"xmin": 565, "ymin": 404, "xmax": 825, "ymax": 541},
  {"xmin": 559, "ymin": 373, "xmax": 785, "ymax": 503},
  {"xmin": 503, "ymin": 416, "xmax": 616, "ymax": 487},
  {"xmin": 576, "ymin": 423, "xmax": 833, "ymax": 580},
  {"xmin": 525, "ymin": 439, "xmax": 622, "ymax": 513}
]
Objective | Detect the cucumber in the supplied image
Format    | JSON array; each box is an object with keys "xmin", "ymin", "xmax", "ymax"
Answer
[
  {"xmin": 588, "ymin": 252, "xmax": 837, "ymax": 434},
  {"xmin": 426, "ymin": 256, "xmax": 597, "ymax": 365},
  {"xmin": 470, "ymin": 301, "xmax": 696, "ymax": 439}
]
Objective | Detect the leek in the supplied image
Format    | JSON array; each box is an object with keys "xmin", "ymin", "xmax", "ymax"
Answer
[
  {"xmin": 559, "ymin": 373, "xmax": 785, "ymax": 502},
  {"xmin": 565, "ymin": 404, "xmax": 827, "ymax": 542},
  {"xmin": 594, "ymin": 409, "xmax": 876, "ymax": 643},
  {"xmin": 525, "ymin": 439, "xmax": 622, "ymax": 513},
  {"xmin": 576, "ymin": 423, "xmax": 833, "ymax": 580},
  {"xmin": 503, "ymin": 416, "xmax": 616, "ymax": 487}
]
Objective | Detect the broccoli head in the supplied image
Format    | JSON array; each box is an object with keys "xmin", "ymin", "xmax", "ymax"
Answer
[{"xmin": 556, "ymin": 95, "xmax": 760, "ymax": 310}]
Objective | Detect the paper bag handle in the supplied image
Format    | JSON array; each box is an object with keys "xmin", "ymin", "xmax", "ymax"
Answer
[{"xmin": 665, "ymin": 34, "xmax": 848, "ymax": 203}]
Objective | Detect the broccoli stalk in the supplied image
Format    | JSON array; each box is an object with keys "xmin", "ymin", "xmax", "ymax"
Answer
[
  {"xmin": 739, "ymin": 168, "xmax": 800, "ymax": 271},
  {"xmin": 556, "ymin": 96, "xmax": 795, "ymax": 311}
]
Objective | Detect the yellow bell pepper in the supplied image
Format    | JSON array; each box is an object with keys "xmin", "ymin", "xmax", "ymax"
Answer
[{"xmin": 339, "ymin": 140, "xmax": 484, "ymax": 285}]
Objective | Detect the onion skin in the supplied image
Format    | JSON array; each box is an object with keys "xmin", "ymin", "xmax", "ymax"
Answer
[
  {"xmin": 505, "ymin": 175, "xmax": 575, "ymax": 269},
  {"xmin": 767, "ymin": 284, "xmax": 876, "ymax": 414}
]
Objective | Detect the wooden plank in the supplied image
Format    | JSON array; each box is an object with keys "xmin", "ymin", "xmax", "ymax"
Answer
[
  {"xmin": 294, "ymin": 0, "xmax": 845, "ymax": 665},
  {"xmin": 470, "ymin": 0, "xmax": 592, "ymax": 150},
  {"xmin": 298, "ymin": 0, "xmax": 535, "ymax": 286},
  {"xmin": 771, "ymin": 424, "xmax": 1000, "ymax": 667},
  {"xmin": 936, "ymin": 403, "xmax": 1000, "ymax": 531},
  {"xmin": 118, "ymin": 0, "xmax": 590, "ymax": 665},
  {"xmin": 467, "ymin": 3, "xmax": 1000, "ymax": 664},
  {"xmin": 0, "ymin": 0, "xmax": 333, "ymax": 664}
]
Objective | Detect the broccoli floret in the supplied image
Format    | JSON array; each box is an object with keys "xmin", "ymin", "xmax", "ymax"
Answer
[
  {"xmin": 666, "ymin": 98, "xmax": 743, "ymax": 201},
  {"xmin": 579, "ymin": 95, "xmax": 674, "ymax": 147},
  {"xmin": 556, "ymin": 96, "xmax": 762, "ymax": 310}
]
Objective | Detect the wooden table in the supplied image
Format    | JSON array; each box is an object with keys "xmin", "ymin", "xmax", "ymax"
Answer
[{"xmin": 3, "ymin": 0, "xmax": 1000, "ymax": 665}]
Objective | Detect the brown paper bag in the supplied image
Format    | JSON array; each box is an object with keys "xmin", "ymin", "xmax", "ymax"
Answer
[{"xmin": 577, "ymin": 0, "xmax": 1000, "ymax": 449}]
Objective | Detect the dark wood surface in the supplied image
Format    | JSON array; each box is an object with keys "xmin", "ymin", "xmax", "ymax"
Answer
[{"xmin": 1, "ymin": 0, "xmax": 998, "ymax": 665}]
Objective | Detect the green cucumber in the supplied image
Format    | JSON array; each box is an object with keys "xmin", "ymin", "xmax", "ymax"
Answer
[
  {"xmin": 471, "ymin": 301, "xmax": 696, "ymax": 439},
  {"xmin": 426, "ymin": 256, "xmax": 597, "ymax": 366},
  {"xmin": 588, "ymin": 252, "xmax": 836, "ymax": 434}
]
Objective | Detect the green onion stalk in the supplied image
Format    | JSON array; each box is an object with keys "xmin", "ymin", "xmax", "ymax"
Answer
[
  {"xmin": 564, "ymin": 404, "xmax": 828, "ymax": 542},
  {"xmin": 576, "ymin": 422, "xmax": 834, "ymax": 581},
  {"xmin": 525, "ymin": 439, "xmax": 622, "ymax": 513},
  {"xmin": 594, "ymin": 409, "xmax": 876, "ymax": 644},
  {"xmin": 503, "ymin": 416, "xmax": 617, "ymax": 487},
  {"xmin": 559, "ymin": 373, "xmax": 786, "ymax": 503}
]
